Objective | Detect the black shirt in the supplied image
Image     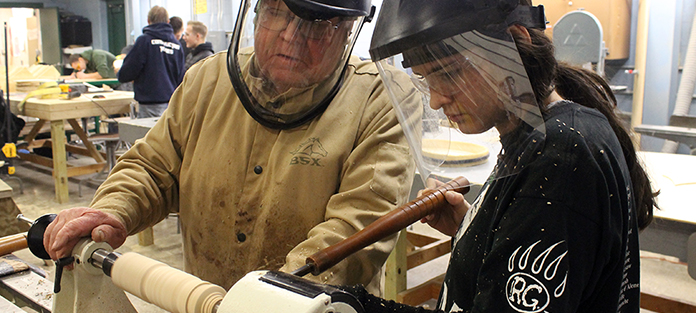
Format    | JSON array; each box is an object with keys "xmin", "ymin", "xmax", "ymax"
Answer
[
  {"xmin": 343, "ymin": 101, "xmax": 641, "ymax": 313},
  {"xmin": 437, "ymin": 101, "xmax": 641, "ymax": 312}
]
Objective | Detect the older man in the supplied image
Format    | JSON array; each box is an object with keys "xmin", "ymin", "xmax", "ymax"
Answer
[{"xmin": 44, "ymin": 0, "xmax": 418, "ymax": 294}]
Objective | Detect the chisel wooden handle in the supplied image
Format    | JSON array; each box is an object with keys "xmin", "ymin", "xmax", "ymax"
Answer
[
  {"xmin": 302, "ymin": 176, "xmax": 469, "ymax": 276},
  {"xmin": 0, "ymin": 233, "xmax": 28, "ymax": 257}
]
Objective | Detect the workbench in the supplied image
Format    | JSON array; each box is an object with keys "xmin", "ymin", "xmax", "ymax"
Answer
[
  {"xmin": 118, "ymin": 117, "xmax": 158, "ymax": 145},
  {"xmin": 9, "ymin": 91, "xmax": 135, "ymax": 203},
  {"xmin": 638, "ymin": 151, "xmax": 696, "ymax": 262},
  {"xmin": 0, "ymin": 268, "xmax": 52, "ymax": 313}
]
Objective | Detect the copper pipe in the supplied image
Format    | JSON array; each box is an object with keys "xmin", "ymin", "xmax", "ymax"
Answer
[{"xmin": 299, "ymin": 176, "xmax": 469, "ymax": 276}]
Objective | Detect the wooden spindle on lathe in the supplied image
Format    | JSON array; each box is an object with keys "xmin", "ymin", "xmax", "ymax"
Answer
[{"xmin": 0, "ymin": 233, "xmax": 28, "ymax": 257}]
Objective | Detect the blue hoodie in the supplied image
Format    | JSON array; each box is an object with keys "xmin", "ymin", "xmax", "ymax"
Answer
[{"xmin": 118, "ymin": 23, "xmax": 185, "ymax": 104}]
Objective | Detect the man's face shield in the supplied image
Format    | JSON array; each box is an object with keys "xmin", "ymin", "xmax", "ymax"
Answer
[
  {"xmin": 376, "ymin": 29, "xmax": 546, "ymax": 187},
  {"xmin": 227, "ymin": 0, "xmax": 366, "ymax": 129}
]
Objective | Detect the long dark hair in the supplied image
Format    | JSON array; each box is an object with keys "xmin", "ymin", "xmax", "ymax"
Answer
[{"xmin": 511, "ymin": 14, "xmax": 656, "ymax": 230}]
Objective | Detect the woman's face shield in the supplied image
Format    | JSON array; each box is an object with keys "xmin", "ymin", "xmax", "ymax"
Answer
[
  {"xmin": 228, "ymin": 0, "xmax": 366, "ymax": 129},
  {"xmin": 376, "ymin": 30, "xmax": 546, "ymax": 187}
]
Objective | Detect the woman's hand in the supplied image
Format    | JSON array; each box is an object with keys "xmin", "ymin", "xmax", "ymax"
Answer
[{"xmin": 419, "ymin": 178, "xmax": 470, "ymax": 237}]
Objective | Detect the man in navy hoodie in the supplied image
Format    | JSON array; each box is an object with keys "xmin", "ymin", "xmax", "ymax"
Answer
[{"xmin": 118, "ymin": 6, "xmax": 185, "ymax": 118}]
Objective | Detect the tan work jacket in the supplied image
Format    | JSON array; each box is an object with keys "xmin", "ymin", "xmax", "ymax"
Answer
[{"xmin": 92, "ymin": 51, "xmax": 417, "ymax": 292}]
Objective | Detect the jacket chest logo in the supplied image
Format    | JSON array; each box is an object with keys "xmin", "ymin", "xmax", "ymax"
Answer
[{"xmin": 290, "ymin": 137, "xmax": 327, "ymax": 167}]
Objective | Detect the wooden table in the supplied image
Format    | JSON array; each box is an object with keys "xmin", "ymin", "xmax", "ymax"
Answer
[
  {"xmin": 0, "ymin": 262, "xmax": 52, "ymax": 313},
  {"xmin": 638, "ymin": 151, "xmax": 696, "ymax": 262},
  {"xmin": 636, "ymin": 151, "xmax": 696, "ymax": 313},
  {"xmin": 9, "ymin": 91, "xmax": 134, "ymax": 203}
]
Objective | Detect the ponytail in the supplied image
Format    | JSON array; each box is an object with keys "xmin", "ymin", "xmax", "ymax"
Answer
[{"xmin": 513, "ymin": 27, "xmax": 656, "ymax": 230}]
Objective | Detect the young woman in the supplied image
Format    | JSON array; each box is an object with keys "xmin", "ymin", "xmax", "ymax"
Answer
[{"xmin": 342, "ymin": 0, "xmax": 657, "ymax": 312}]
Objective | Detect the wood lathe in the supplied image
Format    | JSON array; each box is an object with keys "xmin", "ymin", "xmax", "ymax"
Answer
[{"xmin": 6, "ymin": 176, "xmax": 469, "ymax": 312}]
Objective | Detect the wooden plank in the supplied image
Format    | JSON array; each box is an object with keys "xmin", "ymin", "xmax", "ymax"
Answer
[
  {"xmin": 66, "ymin": 163, "xmax": 106, "ymax": 177},
  {"xmin": 17, "ymin": 151, "xmax": 105, "ymax": 177},
  {"xmin": 26, "ymin": 138, "xmax": 51, "ymax": 150},
  {"xmin": 641, "ymin": 292, "xmax": 696, "ymax": 313},
  {"xmin": 396, "ymin": 274, "xmax": 444, "ymax": 306},
  {"xmin": 0, "ymin": 180, "xmax": 12, "ymax": 199},
  {"xmin": 9, "ymin": 91, "xmax": 134, "ymax": 120},
  {"xmin": 0, "ymin": 293, "xmax": 25, "ymax": 313},
  {"xmin": 17, "ymin": 152, "xmax": 54, "ymax": 168},
  {"xmin": 65, "ymin": 144, "xmax": 97, "ymax": 157},
  {"xmin": 138, "ymin": 227, "xmax": 154, "ymax": 246},
  {"xmin": 50, "ymin": 120, "xmax": 69, "ymax": 204},
  {"xmin": 406, "ymin": 232, "xmax": 440, "ymax": 247},
  {"xmin": 384, "ymin": 231, "xmax": 408, "ymax": 301},
  {"xmin": 631, "ymin": 0, "xmax": 650, "ymax": 143},
  {"xmin": 407, "ymin": 239, "xmax": 451, "ymax": 269},
  {"xmin": 20, "ymin": 119, "xmax": 46, "ymax": 144},
  {"xmin": 0, "ymin": 198, "xmax": 28, "ymax": 237},
  {"xmin": 23, "ymin": 93, "xmax": 133, "ymax": 121},
  {"xmin": 67, "ymin": 119, "xmax": 105, "ymax": 163}
]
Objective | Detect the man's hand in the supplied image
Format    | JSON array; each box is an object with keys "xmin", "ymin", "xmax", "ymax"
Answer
[
  {"xmin": 43, "ymin": 207, "xmax": 128, "ymax": 261},
  {"xmin": 418, "ymin": 178, "xmax": 470, "ymax": 237}
]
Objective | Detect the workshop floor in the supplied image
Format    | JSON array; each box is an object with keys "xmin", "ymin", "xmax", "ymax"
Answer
[{"xmin": 5, "ymin": 160, "xmax": 696, "ymax": 312}]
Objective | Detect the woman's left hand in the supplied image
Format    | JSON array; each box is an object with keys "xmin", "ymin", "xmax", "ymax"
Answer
[{"xmin": 418, "ymin": 178, "xmax": 470, "ymax": 237}]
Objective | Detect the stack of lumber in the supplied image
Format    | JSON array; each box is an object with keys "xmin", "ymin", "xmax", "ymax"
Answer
[
  {"xmin": 14, "ymin": 79, "xmax": 57, "ymax": 92},
  {"xmin": 0, "ymin": 65, "xmax": 60, "ymax": 93},
  {"xmin": 27, "ymin": 64, "xmax": 61, "ymax": 79}
]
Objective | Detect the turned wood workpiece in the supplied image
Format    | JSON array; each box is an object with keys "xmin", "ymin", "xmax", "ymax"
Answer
[
  {"xmin": 0, "ymin": 234, "xmax": 27, "ymax": 257},
  {"xmin": 112, "ymin": 252, "xmax": 225, "ymax": 313}
]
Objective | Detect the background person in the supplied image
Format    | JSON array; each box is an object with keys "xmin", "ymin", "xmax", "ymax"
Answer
[
  {"xmin": 170, "ymin": 16, "xmax": 189, "ymax": 56},
  {"xmin": 182, "ymin": 21, "xmax": 214, "ymax": 70},
  {"xmin": 117, "ymin": 5, "xmax": 185, "ymax": 118},
  {"xmin": 169, "ymin": 16, "xmax": 184, "ymax": 40},
  {"xmin": 337, "ymin": 0, "xmax": 657, "ymax": 312},
  {"xmin": 44, "ymin": 0, "xmax": 418, "ymax": 294},
  {"xmin": 68, "ymin": 49, "xmax": 117, "ymax": 79}
]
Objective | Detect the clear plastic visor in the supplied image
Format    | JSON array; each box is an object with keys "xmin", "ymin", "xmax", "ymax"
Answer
[
  {"xmin": 376, "ymin": 30, "xmax": 546, "ymax": 187},
  {"xmin": 228, "ymin": 0, "xmax": 365, "ymax": 128}
]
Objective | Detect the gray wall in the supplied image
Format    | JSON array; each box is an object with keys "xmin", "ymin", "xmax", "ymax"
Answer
[
  {"xmin": 610, "ymin": 0, "xmax": 696, "ymax": 153},
  {"xmin": 12, "ymin": 0, "xmax": 112, "ymax": 51},
  {"xmin": 61, "ymin": 0, "xmax": 109, "ymax": 50}
]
